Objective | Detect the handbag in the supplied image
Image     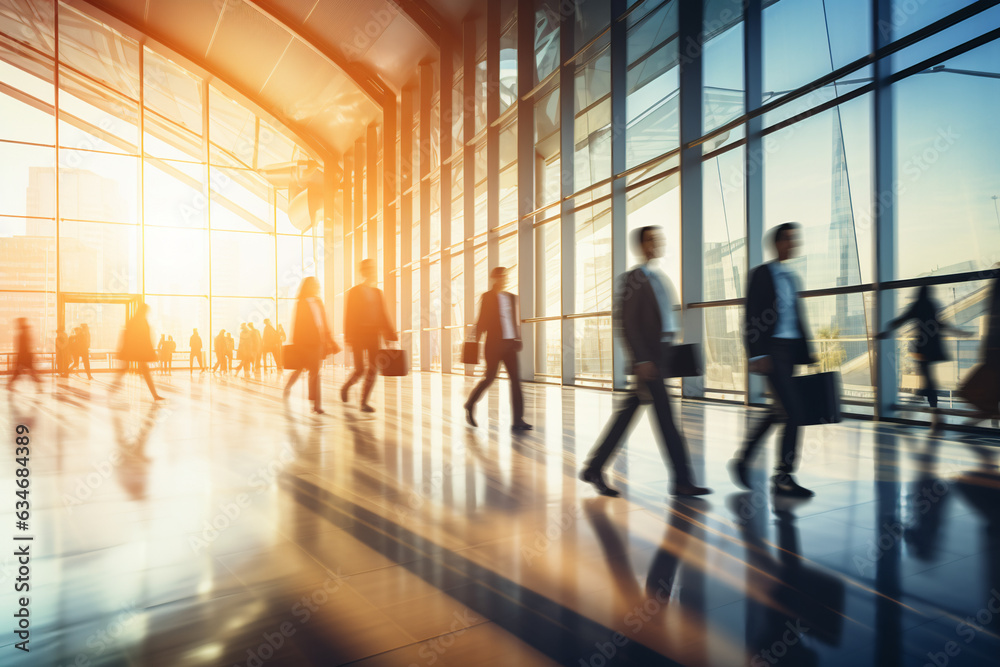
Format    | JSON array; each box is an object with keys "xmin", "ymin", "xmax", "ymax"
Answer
[
  {"xmin": 663, "ymin": 343, "xmax": 702, "ymax": 378},
  {"xmin": 959, "ymin": 363, "xmax": 1000, "ymax": 416},
  {"xmin": 791, "ymin": 371, "xmax": 842, "ymax": 425},
  {"xmin": 376, "ymin": 344, "xmax": 408, "ymax": 377}
]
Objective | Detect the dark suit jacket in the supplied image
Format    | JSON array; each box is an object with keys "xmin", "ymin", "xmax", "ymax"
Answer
[
  {"xmin": 344, "ymin": 285, "xmax": 394, "ymax": 346},
  {"xmin": 744, "ymin": 262, "xmax": 814, "ymax": 365},
  {"xmin": 292, "ymin": 297, "xmax": 334, "ymax": 361},
  {"xmin": 615, "ymin": 267, "xmax": 675, "ymax": 376},
  {"xmin": 475, "ymin": 290, "xmax": 521, "ymax": 361},
  {"xmin": 888, "ymin": 296, "xmax": 946, "ymax": 362},
  {"xmin": 983, "ymin": 273, "xmax": 1000, "ymax": 365}
]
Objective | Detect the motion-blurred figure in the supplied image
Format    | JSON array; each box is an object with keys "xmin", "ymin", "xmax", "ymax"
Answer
[
  {"xmin": 78, "ymin": 323, "xmax": 93, "ymax": 379},
  {"xmin": 464, "ymin": 266, "xmax": 531, "ymax": 431},
  {"xmin": 7, "ymin": 318, "xmax": 40, "ymax": 390},
  {"xmin": 165, "ymin": 336, "xmax": 176, "ymax": 374},
  {"xmin": 580, "ymin": 227, "xmax": 709, "ymax": 497},
  {"xmin": 156, "ymin": 334, "xmax": 168, "ymax": 375},
  {"xmin": 732, "ymin": 222, "xmax": 816, "ymax": 498},
  {"xmin": 213, "ymin": 329, "xmax": 227, "ymax": 373},
  {"xmin": 248, "ymin": 322, "xmax": 262, "ymax": 373},
  {"xmin": 341, "ymin": 259, "xmax": 396, "ymax": 413},
  {"xmin": 262, "ymin": 319, "xmax": 279, "ymax": 371},
  {"xmin": 235, "ymin": 323, "xmax": 252, "ymax": 377},
  {"xmin": 276, "ymin": 324, "xmax": 287, "ymax": 370},
  {"xmin": 55, "ymin": 326, "xmax": 69, "ymax": 378},
  {"xmin": 225, "ymin": 332, "xmax": 234, "ymax": 373},
  {"xmin": 877, "ymin": 285, "xmax": 971, "ymax": 434},
  {"xmin": 68, "ymin": 327, "xmax": 81, "ymax": 374},
  {"xmin": 284, "ymin": 277, "xmax": 337, "ymax": 414},
  {"xmin": 111, "ymin": 303, "xmax": 163, "ymax": 401},
  {"xmin": 189, "ymin": 328, "xmax": 204, "ymax": 374}
]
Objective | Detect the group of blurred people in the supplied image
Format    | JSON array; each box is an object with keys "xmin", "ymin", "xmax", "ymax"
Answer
[{"xmin": 53, "ymin": 323, "xmax": 93, "ymax": 380}]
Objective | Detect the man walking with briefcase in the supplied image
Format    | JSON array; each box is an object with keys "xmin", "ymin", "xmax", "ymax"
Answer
[
  {"xmin": 341, "ymin": 259, "xmax": 397, "ymax": 413},
  {"xmin": 464, "ymin": 266, "xmax": 532, "ymax": 431},
  {"xmin": 579, "ymin": 226, "xmax": 711, "ymax": 498},
  {"xmin": 732, "ymin": 222, "xmax": 816, "ymax": 498}
]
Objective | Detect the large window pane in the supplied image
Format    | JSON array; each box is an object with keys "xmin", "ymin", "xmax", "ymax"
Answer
[
  {"xmin": 764, "ymin": 97, "xmax": 872, "ymax": 289},
  {"xmin": 535, "ymin": 86, "xmax": 560, "ymax": 207},
  {"xmin": 211, "ymin": 230, "xmax": 276, "ymax": 297},
  {"xmin": 278, "ymin": 234, "xmax": 316, "ymax": 299},
  {"xmin": 703, "ymin": 147, "xmax": 745, "ymax": 301},
  {"xmin": 536, "ymin": 220, "xmax": 560, "ymax": 317},
  {"xmin": 0, "ymin": 0, "xmax": 55, "ymax": 57},
  {"xmin": 575, "ymin": 47, "xmax": 611, "ymax": 190},
  {"xmin": 893, "ymin": 38, "xmax": 1000, "ymax": 280},
  {"xmin": 0, "ymin": 36, "xmax": 55, "ymax": 144},
  {"xmin": 144, "ymin": 226, "xmax": 207, "ymax": 295},
  {"xmin": 210, "ymin": 166, "xmax": 274, "ymax": 233},
  {"xmin": 58, "ymin": 4, "xmax": 139, "ymax": 98},
  {"xmin": 703, "ymin": 304, "xmax": 746, "ymax": 395},
  {"xmin": 575, "ymin": 316, "xmax": 612, "ymax": 384},
  {"xmin": 59, "ymin": 67, "xmax": 139, "ymax": 155},
  {"xmin": 211, "ymin": 296, "xmax": 276, "ymax": 334},
  {"xmin": 703, "ymin": 0, "xmax": 744, "ymax": 133},
  {"xmin": 534, "ymin": 0, "xmax": 560, "ymax": 83},
  {"xmin": 536, "ymin": 319, "xmax": 561, "ymax": 378},
  {"xmin": 0, "ymin": 218, "xmax": 55, "ymax": 291},
  {"xmin": 144, "ymin": 159, "xmax": 206, "ymax": 228},
  {"xmin": 0, "ymin": 291, "xmax": 55, "ymax": 356},
  {"xmin": 60, "ymin": 219, "xmax": 140, "ymax": 293},
  {"xmin": 626, "ymin": 1, "xmax": 679, "ymax": 168},
  {"xmin": 59, "ymin": 152, "xmax": 138, "ymax": 224},
  {"xmin": 627, "ymin": 172, "xmax": 680, "ymax": 288},
  {"xmin": 0, "ymin": 141, "xmax": 54, "ymax": 217},
  {"xmin": 801, "ymin": 293, "xmax": 874, "ymax": 403},
  {"xmin": 888, "ymin": 0, "xmax": 979, "ymax": 41},
  {"xmin": 144, "ymin": 47, "xmax": 203, "ymax": 138},
  {"xmin": 575, "ymin": 197, "xmax": 612, "ymax": 313}
]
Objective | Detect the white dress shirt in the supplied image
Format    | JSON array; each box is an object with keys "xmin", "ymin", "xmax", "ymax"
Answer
[
  {"xmin": 498, "ymin": 293, "xmax": 517, "ymax": 340},
  {"xmin": 769, "ymin": 261, "xmax": 802, "ymax": 339}
]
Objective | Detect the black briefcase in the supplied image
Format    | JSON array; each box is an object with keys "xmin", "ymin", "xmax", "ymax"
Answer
[
  {"xmin": 461, "ymin": 341, "xmax": 479, "ymax": 365},
  {"xmin": 663, "ymin": 343, "xmax": 702, "ymax": 378},
  {"xmin": 959, "ymin": 363, "xmax": 1000, "ymax": 416},
  {"xmin": 791, "ymin": 371, "xmax": 842, "ymax": 425},
  {"xmin": 376, "ymin": 348, "xmax": 408, "ymax": 376}
]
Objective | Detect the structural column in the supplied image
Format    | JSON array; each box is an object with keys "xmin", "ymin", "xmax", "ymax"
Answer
[
  {"xmin": 383, "ymin": 95, "xmax": 397, "ymax": 328},
  {"xmin": 559, "ymin": 2, "xmax": 575, "ymax": 386},
  {"xmin": 463, "ymin": 19, "xmax": 477, "ymax": 377},
  {"xmin": 679, "ymin": 0, "xmax": 704, "ymax": 399},
  {"xmin": 610, "ymin": 0, "xmax": 628, "ymax": 390},
  {"xmin": 420, "ymin": 63, "xmax": 433, "ymax": 372},
  {"xmin": 354, "ymin": 138, "xmax": 365, "ymax": 282},
  {"xmin": 517, "ymin": 0, "xmax": 535, "ymax": 381},
  {"xmin": 486, "ymin": 0, "xmax": 500, "ymax": 272},
  {"xmin": 367, "ymin": 123, "xmax": 378, "ymax": 263},
  {"xmin": 440, "ymin": 46, "xmax": 454, "ymax": 373},
  {"xmin": 400, "ymin": 86, "xmax": 414, "ymax": 361},
  {"xmin": 343, "ymin": 153, "xmax": 353, "ymax": 299},
  {"xmin": 745, "ymin": 0, "xmax": 765, "ymax": 405},
  {"xmin": 873, "ymin": 0, "xmax": 897, "ymax": 419}
]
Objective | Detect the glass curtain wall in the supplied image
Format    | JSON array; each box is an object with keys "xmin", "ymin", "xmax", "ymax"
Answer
[
  {"xmin": 331, "ymin": 0, "xmax": 999, "ymax": 425},
  {"xmin": 0, "ymin": 1, "xmax": 324, "ymax": 368}
]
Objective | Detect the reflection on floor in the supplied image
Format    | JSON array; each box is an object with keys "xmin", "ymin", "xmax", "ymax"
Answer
[{"xmin": 2, "ymin": 369, "xmax": 1000, "ymax": 666}]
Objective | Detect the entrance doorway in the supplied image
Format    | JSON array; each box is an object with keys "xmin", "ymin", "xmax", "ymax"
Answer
[{"xmin": 59, "ymin": 293, "xmax": 142, "ymax": 372}]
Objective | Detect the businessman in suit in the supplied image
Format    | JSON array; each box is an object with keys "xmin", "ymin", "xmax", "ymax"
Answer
[
  {"xmin": 464, "ymin": 266, "xmax": 532, "ymax": 431},
  {"xmin": 731, "ymin": 222, "xmax": 816, "ymax": 498},
  {"xmin": 579, "ymin": 226, "xmax": 711, "ymax": 498},
  {"xmin": 341, "ymin": 259, "xmax": 397, "ymax": 413}
]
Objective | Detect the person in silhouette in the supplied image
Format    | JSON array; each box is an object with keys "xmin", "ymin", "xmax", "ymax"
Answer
[
  {"xmin": 248, "ymin": 322, "xmax": 262, "ymax": 373},
  {"xmin": 276, "ymin": 324, "xmax": 287, "ymax": 371},
  {"xmin": 55, "ymin": 326, "xmax": 69, "ymax": 378},
  {"xmin": 68, "ymin": 326, "xmax": 81, "ymax": 374},
  {"xmin": 156, "ymin": 334, "xmax": 167, "ymax": 375},
  {"xmin": 225, "ymin": 332, "xmax": 234, "ymax": 373},
  {"xmin": 189, "ymin": 328, "xmax": 204, "ymax": 374},
  {"xmin": 284, "ymin": 277, "xmax": 338, "ymax": 414},
  {"xmin": 731, "ymin": 222, "xmax": 816, "ymax": 498},
  {"xmin": 464, "ymin": 266, "xmax": 532, "ymax": 431},
  {"xmin": 877, "ymin": 285, "xmax": 971, "ymax": 434},
  {"xmin": 165, "ymin": 335, "xmax": 176, "ymax": 374},
  {"xmin": 111, "ymin": 303, "xmax": 163, "ymax": 401},
  {"xmin": 341, "ymin": 259, "xmax": 396, "ymax": 413},
  {"xmin": 213, "ymin": 329, "xmax": 227, "ymax": 373},
  {"xmin": 262, "ymin": 319, "xmax": 279, "ymax": 371},
  {"xmin": 78, "ymin": 323, "xmax": 93, "ymax": 379},
  {"xmin": 235, "ymin": 324, "xmax": 251, "ymax": 377},
  {"xmin": 7, "ymin": 318, "xmax": 41, "ymax": 390},
  {"xmin": 580, "ymin": 227, "xmax": 711, "ymax": 498}
]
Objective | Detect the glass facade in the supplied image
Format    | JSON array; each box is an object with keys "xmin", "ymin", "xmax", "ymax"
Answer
[
  {"xmin": 0, "ymin": 1, "xmax": 323, "ymax": 366},
  {"xmin": 3, "ymin": 0, "xmax": 998, "ymax": 424}
]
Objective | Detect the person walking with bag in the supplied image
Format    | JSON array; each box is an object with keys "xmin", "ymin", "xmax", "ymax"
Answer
[
  {"xmin": 341, "ymin": 259, "xmax": 396, "ymax": 413},
  {"xmin": 579, "ymin": 227, "xmax": 709, "ymax": 497},
  {"xmin": 110, "ymin": 303, "xmax": 163, "ymax": 401},
  {"xmin": 284, "ymin": 277, "xmax": 339, "ymax": 413},
  {"xmin": 731, "ymin": 222, "xmax": 815, "ymax": 498},
  {"xmin": 463, "ymin": 266, "xmax": 532, "ymax": 431}
]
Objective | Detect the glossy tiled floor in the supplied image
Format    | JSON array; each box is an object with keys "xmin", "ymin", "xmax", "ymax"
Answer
[{"xmin": 2, "ymin": 369, "xmax": 1000, "ymax": 666}]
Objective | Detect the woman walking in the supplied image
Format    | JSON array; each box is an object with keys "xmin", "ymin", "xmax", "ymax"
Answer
[
  {"xmin": 111, "ymin": 303, "xmax": 163, "ymax": 401},
  {"xmin": 283, "ymin": 277, "xmax": 338, "ymax": 414}
]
